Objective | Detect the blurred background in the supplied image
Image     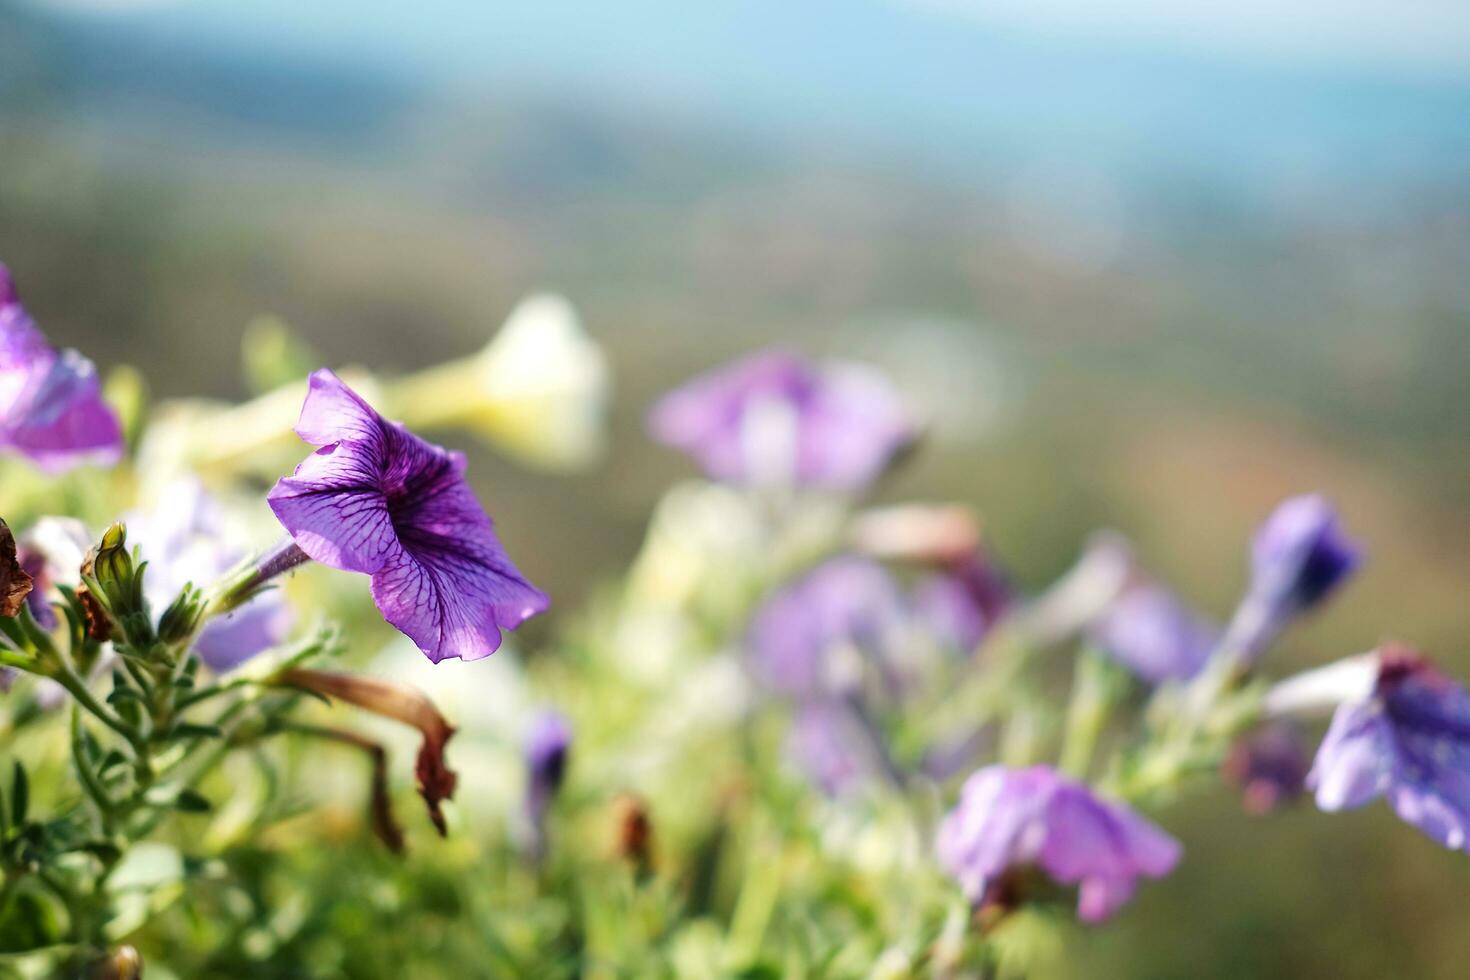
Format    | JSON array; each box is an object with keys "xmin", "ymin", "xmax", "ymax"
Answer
[{"xmin": 3, "ymin": 1, "xmax": 1470, "ymax": 975}]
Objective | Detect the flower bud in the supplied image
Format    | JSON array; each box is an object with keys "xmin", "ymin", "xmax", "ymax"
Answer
[{"xmin": 83, "ymin": 523, "xmax": 152, "ymax": 647}]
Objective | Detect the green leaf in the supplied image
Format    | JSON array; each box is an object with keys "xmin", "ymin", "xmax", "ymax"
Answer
[
  {"xmin": 174, "ymin": 790, "xmax": 212, "ymax": 813},
  {"xmin": 167, "ymin": 723, "xmax": 225, "ymax": 741},
  {"xmin": 10, "ymin": 761, "xmax": 27, "ymax": 826},
  {"xmin": 106, "ymin": 686, "xmax": 147, "ymax": 705}
]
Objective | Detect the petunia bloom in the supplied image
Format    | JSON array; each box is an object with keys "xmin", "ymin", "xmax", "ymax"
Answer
[
  {"xmin": 746, "ymin": 556, "xmax": 906, "ymax": 696},
  {"xmin": 267, "ymin": 369, "xmax": 548, "ymax": 663},
  {"xmin": 1307, "ymin": 647, "xmax": 1470, "ymax": 852},
  {"xmin": 648, "ymin": 349, "xmax": 916, "ymax": 492},
  {"xmin": 17, "ymin": 516, "xmax": 91, "ymax": 630},
  {"xmin": 786, "ymin": 699, "xmax": 899, "ymax": 796},
  {"xmin": 524, "ymin": 710, "xmax": 572, "ymax": 827},
  {"xmin": 129, "ymin": 478, "xmax": 292, "ymax": 673},
  {"xmin": 936, "ymin": 765, "xmax": 1181, "ymax": 924},
  {"xmin": 0, "ymin": 264, "xmax": 123, "ymax": 472},
  {"xmin": 1223, "ymin": 495, "xmax": 1360, "ymax": 662},
  {"xmin": 849, "ymin": 503, "xmax": 1011, "ymax": 653},
  {"xmin": 1090, "ymin": 583, "xmax": 1217, "ymax": 684}
]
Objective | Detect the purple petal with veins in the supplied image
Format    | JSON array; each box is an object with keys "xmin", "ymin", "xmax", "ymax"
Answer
[{"xmin": 269, "ymin": 370, "xmax": 547, "ymax": 663}]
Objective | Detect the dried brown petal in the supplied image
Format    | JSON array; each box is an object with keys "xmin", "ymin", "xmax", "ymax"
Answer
[
  {"xmin": 302, "ymin": 725, "xmax": 406, "ymax": 854},
  {"xmin": 275, "ymin": 668, "xmax": 457, "ymax": 836},
  {"xmin": 77, "ymin": 585, "xmax": 113, "ymax": 641},
  {"xmin": 0, "ymin": 519, "xmax": 34, "ymax": 617},
  {"xmin": 611, "ymin": 792, "xmax": 653, "ymax": 870}
]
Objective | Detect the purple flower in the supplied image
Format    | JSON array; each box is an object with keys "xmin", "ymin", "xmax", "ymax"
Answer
[
  {"xmin": 1224, "ymin": 495, "xmax": 1361, "ymax": 661},
  {"xmin": 524, "ymin": 710, "xmax": 572, "ymax": 819},
  {"xmin": 912, "ymin": 554, "xmax": 1012, "ymax": 653},
  {"xmin": 0, "ymin": 264, "xmax": 123, "ymax": 472},
  {"xmin": 648, "ymin": 350, "xmax": 915, "ymax": 491},
  {"xmin": 129, "ymin": 479, "xmax": 292, "ymax": 673},
  {"xmin": 936, "ymin": 765, "xmax": 1181, "ymax": 923},
  {"xmin": 1090, "ymin": 584, "xmax": 1217, "ymax": 684},
  {"xmin": 746, "ymin": 556, "xmax": 905, "ymax": 696},
  {"xmin": 17, "ymin": 517, "xmax": 91, "ymax": 631},
  {"xmin": 1224, "ymin": 721, "xmax": 1310, "ymax": 814},
  {"xmin": 912, "ymin": 573, "xmax": 988, "ymax": 652},
  {"xmin": 1308, "ymin": 647, "xmax": 1470, "ymax": 852},
  {"xmin": 268, "ymin": 369, "xmax": 547, "ymax": 663},
  {"xmin": 786, "ymin": 699, "xmax": 900, "ymax": 796}
]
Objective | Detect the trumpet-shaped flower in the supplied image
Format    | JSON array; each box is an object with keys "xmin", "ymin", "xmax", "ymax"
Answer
[
  {"xmin": 0, "ymin": 265, "xmax": 123, "ymax": 472},
  {"xmin": 1308, "ymin": 647, "xmax": 1470, "ymax": 852},
  {"xmin": 1224, "ymin": 495, "xmax": 1360, "ymax": 661},
  {"xmin": 937, "ymin": 765, "xmax": 1181, "ymax": 923},
  {"xmin": 746, "ymin": 556, "xmax": 905, "ymax": 696},
  {"xmin": 268, "ymin": 369, "xmax": 547, "ymax": 663},
  {"xmin": 1091, "ymin": 584, "xmax": 1217, "ymax": 684},
  {"xmin": 524, "ymin": 709, "xmax": 572, "ymax": 822},
  {"xmin": 17, "ymin": 517, "xmax": 91, "ymax": 630},
  {"xmin": 469, "ymin": 294, "xmax": 610, "ymax": 469},
  {"xmin": 649, "ymin": 350, "xmax": 915, "ymax": 491}
]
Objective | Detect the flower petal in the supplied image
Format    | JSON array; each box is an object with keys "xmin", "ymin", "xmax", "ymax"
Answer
[
  {"xmin": 268, "ymin": 449, "xmax": 397, "ymax": 575},
  {"xmin": 1309, "ymin": 701, "xmax": 1394, "ymax": 811},
  {"xmin": 371, "ymin": 533, "xmax": 547, "ymax": 664},
  {"xmin": 295, "ymin": 368, "xmax": 387, "ymax": 449}
]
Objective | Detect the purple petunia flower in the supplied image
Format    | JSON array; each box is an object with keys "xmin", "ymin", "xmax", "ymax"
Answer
[
  {"xmin": 1224, "ymin": 721, "xmax": 1310, "ymax": 815},
  {"xmin": 129, "ymin": 479, "xmax": 292, "ymax": 673},
  {"xmin": 268, "ymin": 369, "xmax": 548, "ymax": 663},
  {"xmin": 522, "ymin": 709, "xmax": 572, "ymax": 853},
  {"xmin": 912, "ymin": 553, "xmax": 1012, "ymax": 654},
  {"xmin": 1308, "ymin": 647, "xmax": 1470, "ymax": 852},
  {"xmin": 1090, "ymin": 584, "xmax": 1217, "ymax": 684},
  {"xmin": 786, "ymin": 698, "xmax": 901, "ymax": 796},
  {"xmin": 648, "ymin": 350, "xmax": 915, "ymax": 491},
  {"xmin": 1223, "ymin": 495, "xmax": 1361, "ymax": 662},
  {"xmin": 936, "ymin": 765, "xmax": 1181, "ymax": 924},
  {"xmin": 0, "ymin": 264, "xmax": 123, "ymax": 472},
  {"xmin": 912, "ymin": 572, "xmax": 989, "ymax": 653},
  {"xmin": 746, "ymin": 556, "xmax": 906, "ymax": 696},
  {"xmin": 524, "ymin": 710, "xmax": 572, "ymax": 819}
]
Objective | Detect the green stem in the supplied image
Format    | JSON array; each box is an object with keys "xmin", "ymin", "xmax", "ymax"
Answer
[
  {"xmin": 70, "ymin": 710, "xmax": 115, "ymax": 827},
  {"xmin": 1059, "ymin": 651, "xmax": 1114, "ymax": 779},
  {"xmin": 49, "ymin": 658, "xmax": 144, "ymax": 757}
]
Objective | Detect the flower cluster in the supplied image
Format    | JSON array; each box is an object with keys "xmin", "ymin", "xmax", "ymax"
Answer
[{"xmin": 1, "ymin": 259, "xmax": 1466, "ymax": 978}]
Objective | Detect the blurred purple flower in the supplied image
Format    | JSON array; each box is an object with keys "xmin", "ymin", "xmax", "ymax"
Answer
[
  {"xmin": 129, "ymin": 479, "xmax": 292, "ymax": 673},
  {"xmin": 1308, "ymin": 647, "xmax": 1470, "ymax": 852},
  {"xmin": 16, "ymin": 517, "xmax": 91, "ymax": 631},
  {"xmin": 787, "ymin": 697, "xmax": 904, "ymax": 796},
  {"xmin": 746, "ymin": 556, "xmax": 905, "ymax": 696},
  {"xmin": 1090, "ymin": 584, "xmax": 1217, "ymax": 684},
  {"xmin": 936, "ymin": 765, "xmax": 1180, "ymax": 924},
  {"xmin": 788, "ymin": 700, "xmax": 871, "ymax": 796},
  {"xmin": 1224, "ymin": 495, "xmax": 1361, "ymax": 661},
  {"xmin": 648, "ymin": 350, "xmax": 915, "ymax": 491},
  {"xmin": 1224, "ymin": 721, "xmax": 1310, "ymax": 814},
  {"xmin": 523, "ymin": 710, "xmax": 571, "ymax": 852},
  {"xmin": 268, "ymin": 369, "xmax": 547, "ymax": 663},
  {"xmin": 525, "ymin": 710, "xmax": 572, "ymax": 813},
  {"xmin": 912, "ymin": 573, "xmax": 988, "ymax": 652},
  {"xmin": 912, "ymin": 553, "xmax": 1012, "ymax": 653},
  {"xmin": 0, "ymin": 264, "xmax": 123, "ymax": 472}
]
